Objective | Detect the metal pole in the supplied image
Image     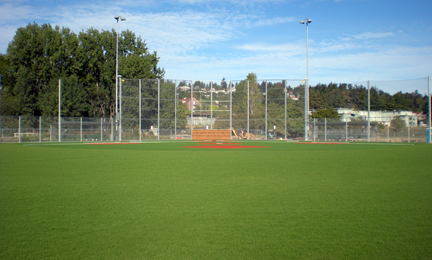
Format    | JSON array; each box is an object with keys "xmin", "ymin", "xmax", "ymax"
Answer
[
  {"xmin": 0, "ymin": 75, "xmax": 2, "ymax": 143},
  {"xmin": 407, "ymin": 126, "xmax": 410, "ymax": 143},
  {"xmin": 387, "ymin": 124, "xmax": 389, "ymax": 142},
  {"xmin": 345, "ymin": 120, "xmax": 348, "ymax": 142},
  {"xmin": 300, "ymin": 19, "xmax": 312, "ymax": 141},
  {"xmin": 119, "ymin": 76, "xmax": 122, "ymax": 141},
  {"xmin": 190, "ymin": 81, "xmax": 193, "ymax": 140},
  {"xmin": 80, "ymin": 117, "xmax": 83, "ymax": 142},
  {"xmin": 247, "ymin": 80, "xmax": 250, "ymax": 140},
  {"xmin": 230, "ymin": 81, "xmax": 232, "ymax": 139},
  {"xmin": 174, "ymin": 80, "xmax": 177, "ymax": 139},
  {"xmin": 367, "ymin": 81, "xmax": 370, "ymax": 142},
  {"xmin": 139, "ymin": 79, "xmax": 142, "ymax": 141},
  {"xmin": 304, "ymin": 79, "xmax": 308, "ymax": 141},
  {"xmin": 306, "ymin": 23, "xmax": 310, "ymax": 140},
  {"xmin": 115, "ymin": 20, "xmax": 119, "ymax": 136},
  {"xmin": 58, "ymin": 79, "xmax": 61, "ymax": 142},
  {"xmin": 429, "ymin": 76, "xmax": 431, "ymax": 143},
  {"xmin": 265, "ymin": 81, "xmax": 268, "ymax": 140},
  {"xmin": 158, "ymin": 79, "xmax": 160, "ymax": 140},
  {"xmin": 19, "ymin": 116, "xmax": 21, "ymax": 143},
  {"xmin": 110, "ymin": 117, "xmax": 113, "ymax": 141},
  {"xmin": 210, "ymin": 82, "xmax": 213, "ymax": 130},
  {"xmin": 39, "ymin": 117, "xmax": 42, "ymax": 142},
  {"xmin": 114, "ymin": 16, "xmax": 125, "ymax": 138},
  {"xmin": 313, "ymin": 118, "xmax": 316, "ymax": 141},
  {"xmin": 284, "ymin": 80, "xmax": 287, "ymax": 140},
  {"xmin": 324, "ymin": 118, "xmax": 327, "ymax": 142},
  {"xmin": 101, "ymin": 118, "xmax": 103, "ymax": 141}
]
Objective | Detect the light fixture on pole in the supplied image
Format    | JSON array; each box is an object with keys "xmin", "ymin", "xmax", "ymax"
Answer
[
  {"xmin": 114, "ymin": 15, "xmax": 126, "ymax": 139},
  {"xmin": 300, "ymin": 18, "xmax": 311, "ymax": 141}
]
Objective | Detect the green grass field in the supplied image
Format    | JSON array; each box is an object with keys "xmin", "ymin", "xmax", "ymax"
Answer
[{"xmin": 1, "ymin": 141, "xmax": 431, "ymax": 259}]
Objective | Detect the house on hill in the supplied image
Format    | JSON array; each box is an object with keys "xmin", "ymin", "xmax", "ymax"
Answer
[{"xmin": 180, "ymin": 98, "xmax": 201, "ymax": 111}]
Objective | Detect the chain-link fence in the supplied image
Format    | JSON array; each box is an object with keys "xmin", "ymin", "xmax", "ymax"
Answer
[
  {"xmin": 0, "ymin": 78, "xmax": 431, "ymax": 143},
  {"xmin": 118, "ymin": 79, "xmax": 306, "ymax": 141}
]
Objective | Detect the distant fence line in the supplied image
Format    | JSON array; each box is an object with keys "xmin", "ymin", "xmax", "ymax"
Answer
[
  {"xmin": 0, "ymin": 115, "xmax": 430, "ymax": 143},
  {"xmin": 0, "ymin": 78, "xmax": 431, "ymax": 143}
]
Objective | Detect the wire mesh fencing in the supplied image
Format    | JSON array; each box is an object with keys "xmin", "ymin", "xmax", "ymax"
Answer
[{"xmin": 0, "ymin": 77, "xmax": 430, "ymax": 143}]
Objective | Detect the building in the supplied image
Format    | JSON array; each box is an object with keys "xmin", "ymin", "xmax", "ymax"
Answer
[
  {"xmin": 180, "ymin": 98, "xmax": 201, "ymax": 111},
  {"xmin": 335, "ymin": 108, "xmax": 421, "ymax": 127}
]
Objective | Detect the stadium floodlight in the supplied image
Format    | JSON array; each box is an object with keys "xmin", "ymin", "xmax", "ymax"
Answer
[
  {"xmin": 114, "ymin": 15, "xmax": 126, "ymax": 140},
  {"xmin": 300, "ymin": 19, "xmax": 312, "ymax": 25},
  {"xmin": 300, "ymin": 18, "xmax": 311, "ymax": 141}
]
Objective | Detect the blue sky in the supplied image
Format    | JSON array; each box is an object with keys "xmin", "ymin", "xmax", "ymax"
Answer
[{"xmin": 1, "ymin": 0, "xmax": 432, "ymax": 94}]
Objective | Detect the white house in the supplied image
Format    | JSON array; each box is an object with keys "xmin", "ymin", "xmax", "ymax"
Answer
[{"xmin": 335, "ymin": 108, "xmax": 420, "ymax": 127}]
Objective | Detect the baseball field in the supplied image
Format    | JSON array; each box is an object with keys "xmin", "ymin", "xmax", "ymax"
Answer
[{"xmin": 1, "ymin": 141, "xmax": 431, "ymax": 259}]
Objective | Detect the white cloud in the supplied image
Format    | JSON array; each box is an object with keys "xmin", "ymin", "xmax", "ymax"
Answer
[
  {"xmin": 236, "ymin": 43, "xmax": 303, "ymax": 54},
  {"xmin": 308, "ymin": 46, "xmax": 432, "ymax": 93},
  {"xmin": 1, "ymin": 0, "xmax": 431, "ymax": 95},
  {"xmin": 171, "ymin": 0, "xmax": 285, "ymax": 4},
  {"xmin": 249, "ymin": 17, "xmax": 296, "ymax": 27},
  {"xmin": 0, "ymin": 3, "xmax": 34, "ymax": 21},
  {"xmin": 349, "ymin": 31, "xmax": 395, "ymax": 40}
]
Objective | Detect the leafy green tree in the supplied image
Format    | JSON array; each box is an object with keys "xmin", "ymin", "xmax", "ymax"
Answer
[
  {"xmin": 311, "ymin": 108, "xmax": 339, "ymax": 118},
  {"xmin": 391, "ymin": 116, "xmax": 406, "ymax": 131},
  {"xmin": 231, "ymin": 73, "xmax": 264, "ymax": 130},
  {"xmin": 2, "ymin": 23, "xmax": 164, "ymax": 118}
]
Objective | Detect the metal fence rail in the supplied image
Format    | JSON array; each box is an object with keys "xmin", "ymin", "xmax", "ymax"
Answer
[{"xmin": 0, "ymin": 77, "xmax": 431, "ymax": 143}]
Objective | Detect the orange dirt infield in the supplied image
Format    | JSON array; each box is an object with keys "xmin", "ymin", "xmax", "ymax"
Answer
[
  {"xmin": 297, "ymin": 142, "xmax": 348, "ymax": 145},
  {"xmin": 198, "ymin": 143, "xmax": 241, "ymax": 145},
  {"xmin": 90, "ymin": 143, "xmax": 141, "ymax": 145}
]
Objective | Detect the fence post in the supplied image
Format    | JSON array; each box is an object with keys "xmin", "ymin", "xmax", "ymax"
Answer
[
  {"xmin": 174, "ymin": 80, "xmax": 177, "ymax": 140},
  {"xmin": 345, "ymin": 120, "xmax": 348, "ymax": 142},
  {"xmin": 247, "ymin": 80, "xmax": 250, "ymax": 140},
  {"xmin": 110, "ymin": 117, "xmax": 114, "ymax": 141},
  {"xmin": 139, "ymin": 79, "xmax": 142, "ymax": 141},
  {"xmin": 58, "ymin": 79, "xmax": 61, "ymax": 143},
  {"xmin": 210, "ymin": 82, "xmax": 213, "ymax": 130},
  {"xmin": 367, "ymin": 81, "xmax": 370, "ymax": 142},
  {"xmin": 407, "ymin": 125, "xmax": 410, "ymax": 143},
  {"xmin": 0, "ymin": 74, "xmax": 2, "ymax": 143},
  {"xmin": 313, "ymin": 118, "xmax": 316, "ymax": 141},
  {"xmin": 265, "ymin": 81, "xmax": 268, "ymax": 140},
  {"xmin": 81, "ymin": 118, "xmax": 83, "ymax": 142},
  {"xmin": 157, "ymin": 79, "xmax": 161, "ymax": 140},
  {"xmin": 189, "ymin": 80, "xmax": 191, "ymax": 140},
  {"xmin": 39, "ymin": 117, "xmax": 42, "ymax": 142},
  {"xmin": 284, "ymin": 80, "xmax": 287, "ymax": 140},
  {"xmin": 101, "ymin": 118, "xmax": 103, "ymax": 141},
  {"xmin": 428, "ymin": 76, "xmax": 431, "ymax": 143},
  {"xmin": 19, "ymin": 116, "xmax": 21, "ymax": 143},
  {"xmin": 229, "ymin": 81, "xmax": 232, "ymax": 139},
  {"xmin": 324, "ymin": 118, "xmax": 327, "ymax": 142},
  {"xmin": 119, "ymin": 76, "xmax": 122, "ymax": 141},
  {"xmin": 387, "ymin": 124, "xmax": 389, "ymax": 142}
]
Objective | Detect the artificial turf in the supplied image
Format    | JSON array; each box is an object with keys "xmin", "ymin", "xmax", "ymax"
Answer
[{"xmin": 0, "ymin": 141, "xmax": 431, "ymax": 259}]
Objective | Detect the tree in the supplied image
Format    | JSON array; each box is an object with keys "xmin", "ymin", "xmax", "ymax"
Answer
[
  {"xmin": 231, "ymin": 73, "xmax": 264, "ymax": 130},
  {"xmin": 391, "ymin": 116, "xmax": 406, "ymax": 132},
  {"xmin": 311, "ymin": 108, "xmax": 339, "ymax": 118},
  {"xmin": 2, "ymin": 23, "xmax": 164, "ymax": 118}
]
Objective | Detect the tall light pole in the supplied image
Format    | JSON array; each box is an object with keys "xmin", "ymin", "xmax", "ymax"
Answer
[
  {"xmin": 300, "ymin": 18, "xmax": 311, "ymax": 141},
  {"xmin": 114, "ymin": 15, "xmax": 126, "ymax": 140},
  {"xmin": 0, "ymin": 74, "xmax": 2, "ymax": 143}
]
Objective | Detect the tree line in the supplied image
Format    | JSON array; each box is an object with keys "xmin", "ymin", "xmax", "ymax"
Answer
[
  {"xmin": 0, "ymin": 22, "xmax": 164, "ymax": 118},
  {"xmin": 308, "ymin": 83, "xmax": 429, "ymax": 114}
]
